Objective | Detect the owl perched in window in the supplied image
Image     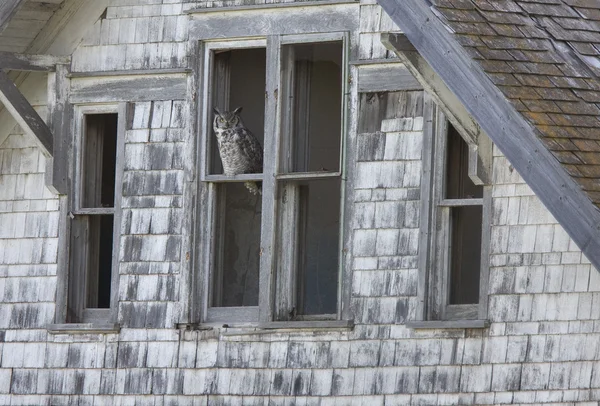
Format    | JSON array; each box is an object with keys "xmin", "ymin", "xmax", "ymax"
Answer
[{"xmin": 213, "ymin": 107, "xmax": 263, "ymax": 195}]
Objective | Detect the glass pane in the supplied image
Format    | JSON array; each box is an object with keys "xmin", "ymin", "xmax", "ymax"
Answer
[
  {"xmin": 445, "ymin": 124, "xmax": 483, "ymax": 199},
  {"xmin": 81, "ymin": 114, "xmax": 118, "ymax": 208},
  {"xmin": 449, "ymin": 206, "xmax": 482, "ymax": 305},
  {"xmin": 280, "ymin": 179, "xmax": 340, "ymax": 315},
  {"xmin": 210, "ymin": 48, "xmax": 266, "ymax": 176},
  {"xmin": 281, "ymin": 41, "xmax": 342, "ymax": 173},
  {"xmin": 212, "ymin": 183, "xmax": 262, "ymax": 307},
  {"xmin": 86, "ymin": 214, "xmax": 114, "ymax": 309}
]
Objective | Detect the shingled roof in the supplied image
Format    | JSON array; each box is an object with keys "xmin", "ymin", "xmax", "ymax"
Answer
[{"xmin": 377, "ymin": 0, "xmax": 600, "ymax": 270}]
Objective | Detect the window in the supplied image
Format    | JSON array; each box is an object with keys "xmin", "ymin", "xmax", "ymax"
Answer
[
  {"xmin": 198, "ymin": 34, "xmax": 347, "ymax": 324},
  {"xmin": 420, "ymin": 105, "xmax": 490, "ymax": 322},
  {"xmin": 67, "ymin": 106, "xmax": 123, "ymax": 323}
]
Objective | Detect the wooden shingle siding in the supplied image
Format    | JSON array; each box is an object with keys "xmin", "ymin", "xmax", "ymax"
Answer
[{"xmin": 2, "ymin": 0, "xmax": 600, "ymax": 404}]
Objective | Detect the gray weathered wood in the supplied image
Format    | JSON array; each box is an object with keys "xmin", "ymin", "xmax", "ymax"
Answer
[
  {"xmin": 206, "ymin": 306, "xmax": 259, "ymax": 323},
  {"xmin": 70, "ymin": 74, "xmax": 187, "ymax": 103},
  {"xmin": 358, "ymin": 63, "xmax": 421, "ymax": 92},
  {"xmin": 109, "ymin": 102, "xmax": 129, "ymax": 323},
  {"xmin": 54, "ymin": 195, "xmax": 70, "ymax": 323},
  {"xmin": 189, "ymin": 2, "xmax": 359, "ymax": 40},
  {"xmin": 258, "ymin": 35, "xmax": 281, "ymax": 323},
  {"xmin": 0, "ymin": 52, "xmax": 70, "ymax": 71},
  {"xmin": 0, "ymin": 0, "xmax": 26, "ymax": 34},
  {"xmin": 68, "ymin": 68, "xmax": 191, "ymax": 78},
  {"xmin": 47, "ymin": 323, "xmax": 120, "ymax": 334},
  {"xmin": 47, "ymin": 64, "xmax": 71, "ymax": 195},
  {"xmin": 405, "ymin": 319, "xmax": 489, "ymax": 329},
  {"xmin": 181, "ymin": 39, "xmax": 202, "ymax": 325},
  {"xmin": 377, "ymin": 5, "xmax": 600, "ymax": 272},
  {"xmin": 187, "ymin": 0, "xmax": 356, "ymax": 14},
  {"xmin": 257, "ymin": 320, "xmax": 353, "ymax": 329},
  {"xmin": 0, "ymin": 70, "xmax": 53, "ymax": 156},
  {"xmin": 415, "ymin": 93, "xmax": 435, "ymax": 321},
  {"xmin": 478, "ymin": 188, "xmax": 492, "ymax": 320},
  {"xmin": 438, "ymin": 198, "xmax": 484, "ymax": 207}
]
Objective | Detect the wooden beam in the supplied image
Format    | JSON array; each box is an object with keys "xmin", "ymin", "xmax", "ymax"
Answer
[
  {"xmin": 0, "ymin": 70, "xmax": 53, "ymax": 155},
  {"xmin": 0, "ymin": 52, "xmax": 70, "ymax": 71},
  {"xmin": 377, "ymin": 1, "xmax": 600, "ymax": 272},
  {"xmin": 381, "ymin": 33, "xmax": 492, "ymax": 183},
  {"xmin": 46, "ymin": 64, "xmax": 71, "ymax": 194},
  {"xmin": 0, "ymin": 0, "xmax": 26, "ymax": 34}
]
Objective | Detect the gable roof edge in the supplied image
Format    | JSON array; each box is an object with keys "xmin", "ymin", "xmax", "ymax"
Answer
[{"xmin": 377, "ymin": 0, "xmax": 600, "ymax": 271}]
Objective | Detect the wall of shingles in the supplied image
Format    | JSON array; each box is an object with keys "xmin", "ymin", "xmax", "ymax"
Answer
[{"xmin": 1, "ymin": 0, "xmax": 600, "ymax": 404}]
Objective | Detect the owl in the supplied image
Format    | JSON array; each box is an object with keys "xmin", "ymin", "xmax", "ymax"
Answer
[{"xmin": 213, "ymin": 106, "xmax": 263, "ymax": 195}]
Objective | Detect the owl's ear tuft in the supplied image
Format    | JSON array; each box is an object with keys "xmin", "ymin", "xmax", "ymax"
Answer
[
  {"xmin": 233, "ymin": 106, "xmax": 243, "ymax": 115},
  {"xmin": 213, "ymin": 107, "xmax": 222, "ymax": 116}
]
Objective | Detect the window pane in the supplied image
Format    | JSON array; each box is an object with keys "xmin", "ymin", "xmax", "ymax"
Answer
[
  {"xmin": 212, "ymin": 183, "xmax": 262, "ymax": 307},
  {"xmin": 210, "ymin": 48, "xmax": 266, "ymax": 175},
  {"xmin": 281, "ymin": 41, "xmax": 342, "ymax": 173},
  {"xmin": 86, "ymin": 215, "xmax": 114, "ymax": 308},
  {"xmin": 449, "ymin": 205, "xmax": 482, "ymax": 305},
  {"xmin": 445, "ymin": 124, "xmax": 482, "ymax": 199},
  {"xmin": 280, "ymin": 179, "xmax": 340, "ymax": 315},
  {"xmin": 81, "ymin": 114, "xmax": 118, "ymax": 208}
]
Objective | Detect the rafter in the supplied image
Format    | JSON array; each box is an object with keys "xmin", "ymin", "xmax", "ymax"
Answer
[{"xmin": 0, "ymin": 0, "xmax": 26, "ymax": 34}]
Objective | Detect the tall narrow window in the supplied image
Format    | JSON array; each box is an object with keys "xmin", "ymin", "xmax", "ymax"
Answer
[
  {"xmin": 200, "ymin": 35, "xmax": 346, "ymax": 324},
  {"xmin": 424, "ymin": 110, "xmax": 489, "ymax": 322},
  {"xmin": 69, "ymin": 112, "xmax": 119, "ymax": 323},
  {"xmin": 278, "ymin": 41, "xmax": 343, "ymax": 319}
]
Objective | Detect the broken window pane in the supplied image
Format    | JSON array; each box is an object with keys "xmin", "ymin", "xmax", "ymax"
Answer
[
  {"xmin": 281, "ymin": 41, "xmax": 342, "ymax": 173},
  {"xmin": 212, "ymin": 182, "xmax": 262, "ymax": 307}
]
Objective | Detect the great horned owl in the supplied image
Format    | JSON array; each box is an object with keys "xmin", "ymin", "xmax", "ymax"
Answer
[{"xmin": 213, "ymin": 106, "xmax": 263, "ymax": 195}]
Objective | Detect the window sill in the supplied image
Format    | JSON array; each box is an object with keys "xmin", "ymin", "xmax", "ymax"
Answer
[
  {"xmin": 178, "ymin": 320, "xmax": 354, "ymax": 335},
  {"xmin": 47, "ymin": 323, "xmax": 120, "ymax": 334},
  {"xmin": 405, "ymin": 320, "xmax": 489, "ymax": 329}
]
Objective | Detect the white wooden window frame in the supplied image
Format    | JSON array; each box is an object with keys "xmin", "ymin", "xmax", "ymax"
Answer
[
  {"xmin": 197, "ymin": 32, "xmax": 349, "ymax": 325},
  {"xmin": 67, "ymin": 103, "xmax": 126, "ymax": 324},
  {"xmin": 416, "ymin": 102, "xmax": 491, "ymax": 324}
]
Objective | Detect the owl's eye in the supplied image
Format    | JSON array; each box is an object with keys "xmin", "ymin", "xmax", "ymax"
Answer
[
  {"xmin": 232, "ymin": 118, "xmax": 238, "ymax": 125},
  {"xmin": 217, "ymin": 117, "xmax": 224, "ymax": 124}
]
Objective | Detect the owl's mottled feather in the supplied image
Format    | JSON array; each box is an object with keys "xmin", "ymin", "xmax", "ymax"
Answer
[{"xmin": 213, "ymin": 107, "xmax": 263, "ymax": 194}]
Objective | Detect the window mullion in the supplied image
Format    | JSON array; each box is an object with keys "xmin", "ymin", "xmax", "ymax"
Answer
[{"xmin": 258, "ymin": 34, "xmax": 282, "ymax": 323}]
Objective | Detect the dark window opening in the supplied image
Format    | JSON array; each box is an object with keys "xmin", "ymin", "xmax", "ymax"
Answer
[
  {"xmin": 292, "ymin": 179, "xmax": 340, "ymax": 315},
  {"xmin": 281, "ymin": 41, "xmax": 342, "ymax": 173},
  {"xmin": 210, "ymin": 48, "xmax": 266, "ymax": 176},
  {"xmin": 69, "ymin": 113, "xmax": 118, "ymax": 321},
  {"xmin": 212, "ymin": 183, "xmax": 262, "ymax": 307},
  {"xmin": 445, "ymin": 125, "xmax": 483, "ymax": 305},
  {"xmin": 86, "ymin": 215, "xmax": 114, "ymax": 308},
  {"xmin": 81, "ymin": 114, "xmax": 118, "ymax": 208}
]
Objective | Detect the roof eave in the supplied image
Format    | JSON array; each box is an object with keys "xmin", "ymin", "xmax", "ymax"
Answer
[{"xmin": 377, "ymin": 0, "xmax": 600, "ymax": 271}]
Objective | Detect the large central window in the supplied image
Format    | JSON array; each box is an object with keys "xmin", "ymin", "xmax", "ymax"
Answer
[{"xmin": 199, "ymin": 34, "xmax": 347, "ymax": 324}]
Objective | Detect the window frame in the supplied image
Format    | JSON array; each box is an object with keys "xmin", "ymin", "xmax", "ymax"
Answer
[
  {"xmin": 64, "ymin": 103, "xmax": 126, "ymax": 324},
  {"xmin": 197, "ymin": 32, "xmax": 349, "ymax": 325},
  {"xmin": 417, "ymin": 100, "xmax": 491, "ymax": 323}
]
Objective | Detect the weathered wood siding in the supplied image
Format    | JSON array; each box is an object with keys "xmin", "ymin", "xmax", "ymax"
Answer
[{"xmin": 1, "ymin": 0, "xmax": 600, "ymax": 404}]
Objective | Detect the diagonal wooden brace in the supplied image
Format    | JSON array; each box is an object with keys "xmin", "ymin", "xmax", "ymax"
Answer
[{"xmin": 0, "ymin": 70, "xmax": 53, "ymax": 156}]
